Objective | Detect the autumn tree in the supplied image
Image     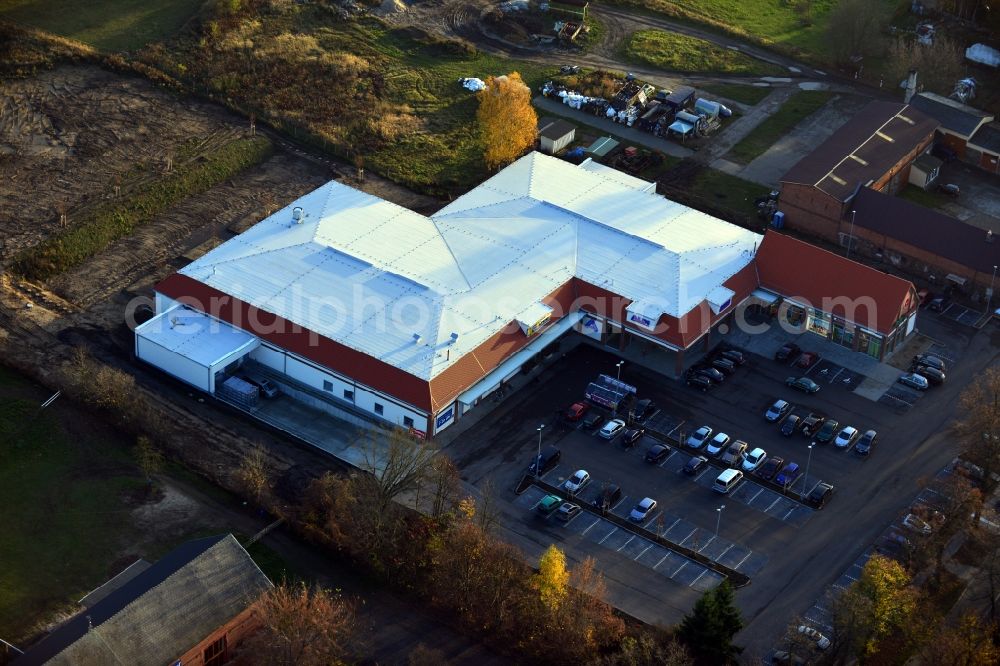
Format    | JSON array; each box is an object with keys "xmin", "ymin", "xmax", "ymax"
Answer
[
  {"xmin": 825, "ymin": 0, "xmax": 890, "ymax": 65},
  {"xmin": 534, "ymin": 544, "xmax": 570, "ymax": 611},
  {"xmin": 476, "ymin": 72, "xmax": 538, "ymax": 170},
  {"xmin": 242, "ymin": 582, "xmax": 355, "ymax": 666},
  {"xmin": 957, "ymin": 366, "xmax": 1000, "ymax": 495},
  {"xmin": 832, "ymin": 554, "xmax": 918, "ymax": 659},
  {"xmin": 678, "ymin": 580, "xmax": 743, "ymax": 663},
  {"xmin": 236, "ymin": 446, "xmax": 272, "ymax": 508},
  {"xmin": 604, "ymin": 632, "xmax": 692, "ymax": 666},
  {"xmin": 920, "ymin": 613, "xmax": 999, "ymax": 665},
  {"xmin": 134, "ymin": 435, "xmax": 163, "ymax": 484},
  {"xmin": 911, "ymin": 475, "xmax": 982, "ymax": 587}
]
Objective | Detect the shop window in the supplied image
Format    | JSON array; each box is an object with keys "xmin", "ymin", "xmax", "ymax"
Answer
[
  {"xmin": 343, "ymin": 389, "xmax": 354, "ymax": 401},
  {"xmin": 203, "ymin": 635, "xmax": 227, "ymax": 666},
  {"xmin": 806, "ymin": 309, "xmax": 831, "ymax": 337},
  {"xmin": 323, "ymin": 380, "xmax": 333, "ymax": 392},
  {"xmin": 375, "ymin": 403, "xmax": 384, "ymax": 416},
  {"xmin": 403, "ymin": 416, "xmax": 415, "ymax": 428}
]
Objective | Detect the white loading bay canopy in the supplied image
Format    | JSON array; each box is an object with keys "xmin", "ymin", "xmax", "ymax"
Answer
[{"xmin": 135, "ymin": 306, "xmax": 259, "ymax": 393}]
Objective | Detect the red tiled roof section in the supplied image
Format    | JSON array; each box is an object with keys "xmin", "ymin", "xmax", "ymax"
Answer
[{"xmin": 755, "ymin": 232, "xmax": 916, "ymax": 333}]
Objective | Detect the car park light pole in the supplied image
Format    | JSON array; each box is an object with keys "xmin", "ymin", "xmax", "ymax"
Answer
[
  {"xmin": 846, "ymin": 210, "xmax": 857, "ymax": 260},
  {"xmin": 804, "ymin": 442, "xmax": 815, "ymax": 497},
  {"xmin": 716, "ymin": 504, "xmax": 725, "ymax": 536},
  {"xmin": 616, "ymin": 360, "xmax": 625, "ymax": 381},
  {"xmin": 536, "ymin": 424, "xmax": 545, "ymax": 479},
  {"xmin": 987, "ymin": 265, "xmax": 998, "ymax": 314}
]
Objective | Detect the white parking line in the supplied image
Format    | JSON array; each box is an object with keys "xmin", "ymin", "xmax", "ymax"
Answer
[
  {"xmin": 828, "ymin": 367, "xmax": 844, "ymax": 384},
  {"xmin": 694, "ymin": 468, "xmax": 709, "ymax": 482},
  {"xmin": 666, "ymin": 421, "xmax": 686, "ymax": 440},
  {"xmin": 581, "ymin": 518, "xmax": 601, "ymax": 535},
  {"xmin": 598, "ymin": 527, "xmax": 618, "ymax": 544},
  {"xmin": 697, "ymin": 536, "xmax": 716, "ymax": 552},
  {"xmin": 658, "ymin": 451, "xmax": 677, "ymax": 467},
  {"xmin": 689, "ymin": 569, "xmax": 707, "ymax": 587},
  {"xmin": 717, "ymin": 544, "xmax": 734, "ymax": 560},
  {"xmin": 635, "ymin": 544, "xmax": 654, "ymax": 560},
  {"xmin": 782, "ymin": 506, "xmax": 797, "ymax": 520},
  {"xmin": 671, "ymin": 561, "xmax": 688, "ymax": 578},
  {"xmin": 617, "ymin": 535, "xmax": 636, "ymax": 552},
  {"xmin": 653, "ymin": 554, "xmax": 669, "ymax": 569},
  {"xmin": 666, "ymin": 517, "xmax": 681, "ymax": 533},
  {"xmin": 679, "ymin": 528, "xmax": 698, "ymax": 545},
  {"xmin": 733, "ymin": 552, "xmax": 752, "ymax": 569},
  {"xmin": 765, "ymin": 497, "xmax": 781, "ymax": 512},
  {"xmin": 747, "ymin": 487, "xmax": 764, "ymax": 503}
]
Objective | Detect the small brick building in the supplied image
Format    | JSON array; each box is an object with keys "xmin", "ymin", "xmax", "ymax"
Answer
[
  {"xmin": 779, "ymin": 100, "xmax": 938, "ymax": 241},
  {"xmin": 909, "ymin": 92, "xmax": 994, "ymax": 163},
  {"xmin": 16, "ymin": 534, "xmax": 272, "ymax": 666}
]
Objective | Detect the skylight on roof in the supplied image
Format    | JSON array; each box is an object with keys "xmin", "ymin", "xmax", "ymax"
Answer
[
  {"xmin": 876, "ymin": 131, "xmax": 895, "ymax": 142},
  {"xmin": 897, "ymin": 113, "xmax": 915, "ymax": 125},
  {"xmin": 849, "ymin": 155, "xmax": 869, "ymax": 166},
  {"xmin": 829, "ymin": 174, "xmax": 847, "ymax": 186}
]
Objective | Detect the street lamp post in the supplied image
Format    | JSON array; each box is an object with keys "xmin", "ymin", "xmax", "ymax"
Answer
[
  {"xmin": 987, "ymin": 264, "xmax": 998, "ymax": 314},
  {"xmin": 804, "ymin": 443, "xmax": 815, "ymax": 497},
  {"xmin": 616, "ymin": 360, "xmax": 625, "ymax": 381},
  {"xmin": 716, "ymin": 504, "xmax": 726, "ymax": 536},
  {"xmin": 846, "ymin": 210, "xmax": 857, "ymax": 261},
  {"xmin": 535, "ymin": 425, "xmax": 545, "ymax": 478}
]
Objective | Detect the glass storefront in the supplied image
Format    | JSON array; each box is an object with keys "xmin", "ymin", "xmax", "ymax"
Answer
[
  {"xmin": 807, "ymin": 308, "xmax": 831, "ymax": 337},
  {"xmin": 831, "ymin": 321, "xmax": 855, "ymax": 349},
  {"xmin": 855, "ymin": 329, "xmax": 883, "ymax": 359}
]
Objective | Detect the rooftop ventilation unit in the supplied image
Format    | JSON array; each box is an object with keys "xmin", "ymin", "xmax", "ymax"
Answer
[
  {"xmin": 292, "ymin": 206, "xmax": 304, "ymax": 224},
  {"xmin": 449, "ymin": 332, "xmax": 459, "ymax": 344},
  {"xmin": 412, "ymin": 333, "xmax": 422, "ymax": 344}
]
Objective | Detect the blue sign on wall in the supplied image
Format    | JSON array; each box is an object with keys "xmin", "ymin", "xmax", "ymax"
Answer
[{"xmin": 436, "ymin": 405, "xmax": 455, "ymax": 429}]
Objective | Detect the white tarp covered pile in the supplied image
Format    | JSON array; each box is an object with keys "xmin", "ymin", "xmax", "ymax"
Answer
[
  {"xmin": 967, "ymin": 43, "xmax": 1000, "ymax": 67},
  {"xmin": 459, "ymin": 77, "xmax": 486, "ymax": 92}
]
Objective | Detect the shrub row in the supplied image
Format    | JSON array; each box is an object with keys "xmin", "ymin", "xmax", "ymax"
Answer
[{"xmin": 13, "ymin": 135, "xmax": 273, "ymax": 281}]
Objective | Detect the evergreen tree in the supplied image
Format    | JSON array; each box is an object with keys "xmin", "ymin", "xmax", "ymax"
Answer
[{"xmin": 678, "ymin": 580, "xmax": 743, "ymax": 663}]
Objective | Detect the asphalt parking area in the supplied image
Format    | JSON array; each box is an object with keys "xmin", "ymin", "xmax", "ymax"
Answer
[
  {"xmin": 878, "ymin": 383, "xmax": 924, "ymax": 413},
  {"xmin": 939, "ymin": 302, "xmax": 982, "ymax": 327},
  {"xmin": 803, "ymin": 359, "xmax": 863, "ymax": 391}
]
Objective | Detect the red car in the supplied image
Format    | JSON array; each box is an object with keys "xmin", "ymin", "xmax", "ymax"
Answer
[
  {"xmin": 565, "ymin": 402, "xmax": 590, "ymax": 422},
  {"xmin": 795, "ymin": 352, "xmax": 820, "ymax": 369}
]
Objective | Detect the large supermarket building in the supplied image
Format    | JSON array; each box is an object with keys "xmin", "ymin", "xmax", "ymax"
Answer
[{"xmin": 136, "ymin": 152, "xmax": 917, "ymax": 438}]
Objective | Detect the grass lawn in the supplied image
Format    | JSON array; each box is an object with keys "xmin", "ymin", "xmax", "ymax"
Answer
[
  {"xmin": 698, "ymin": 83, "xmax": 772, "ymax": 106},
  {"xmin": 727, "ymin": 90, "xmax": 833, "ymax": 164},
  {"xmin": 687, "ymin": 167, "xmax": 770, "ymax": 218},
  {"xmin": 623, "ymin": 29, "xmax": 784, "ymax": 77},
  {"xmin": 0, "ymin": 0, "xmax": 203, "ymax": 51},
  {"xmin": 899, "ymin": 184, "xmax": 950, "ymax": 210}
]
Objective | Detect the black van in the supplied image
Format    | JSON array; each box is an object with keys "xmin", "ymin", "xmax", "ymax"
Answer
[
  {"xmin": 593, "ymin": 484, "xmax": 623, "ymax": 512},
  {"xmin": 527, "ymin": 445, "xmax": 561, "ymax": 476}
]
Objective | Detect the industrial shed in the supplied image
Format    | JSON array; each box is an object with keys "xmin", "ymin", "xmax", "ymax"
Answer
[{"xmin": 538, "ymin": 118, "xmax": 576, "ymax": 154}]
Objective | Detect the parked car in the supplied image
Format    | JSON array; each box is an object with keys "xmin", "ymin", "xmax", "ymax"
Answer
[
  {"xmin": 711, "ymin": 357, "xmax": 737, "ymax": 375},
  {"xmin": 786, "ymin": 376, "xmax": 820, "ymax": 394},
  {"xmin": 795, "ymin": 351, "xmax": 820, "ymax": 368},
  {"xmin": 621, "ymin": 427, "xmax": 645, "ymax": 449},
  {"xmin": 593, "ymin": 484, "xmax": 623, "ymax": 511},
  {"xmin": 559, "ymin": 64, "xmax": 581, "ymax": 74},
  {"xmin": 565, "ymin": 402, "xmax": 590, "ymax": 422},
  {"xmin": 705, "ymin": 432, "xmax": 731, "ymax": 457},
  {"xmin": 938, "ymin": 182, "xmax": 961, "ymax": 197},
  {"xmin": 815, "ymin": 419, "xmax": 839, "ymax": 444},
  {"xmin": 537, "ymin": 494, "xmax": 563, "ymax": 516},
  {"xmin": 683, "ymin": 455, "xmax": 709, "ymax": 475},
  {"xmin": 563, "ymin": 469, "xmax": 590, "ymax": 494},
  {"xmin": 903, "ymin": 513, "xmax": 932, "ymax": 535},
  {"xmin": 775, "ymin": 342, "xmax": 801, "ymax": 362},
  {"xmin": 927, "ymin": 296, "xmax": 949, "ymax": 312},
  {"xmin": 899, "ymin": 373, "xmax": 929, "ymax": 391},
  {"xmin": 808, "ymin": 482, "xmax": 834, "ymax": 507},
  {"xmin": 528, "ymin": 446, "xmax": 562, "ymax": 476},
  {"xmin": 686, "ymin": 425, "xmax": 713, "ymax": 449},
  {"xmin": 244, "ymin": 375, "xmax": 279, "ymax": 398},
  {"xmin": 834, "ymin": 425, "xmax": 859, "ymax": 449},
  {"xmin": 765, "ymin": 399, "xmax": 791, "ymax": 422},
  {"xmin": 780, "ymin": 414, "xmax": 802, "ymax": 436},
  {"xmin": 720, "ymin": 440, "xmax": 748, "ymax": 466},
  {"xmin": 713, "ymin": 468, "xmax": 744, "ymax": 494},
  {"xmin": 695, "ymin": 366, "xmax": 725, "ymax": 383},
  {"xmin": 913, "ymin": 353, "xmax": 947, "ymax": 372},
  {"xmin": 855, "ymin": 429, "xmax": 878, "ymax": 456},
  {"xmin": 800, "ymin": 414, "xmax": 825, "ymax": 437},
  {"xmin": 629, "ymin": 497, "xmax": 657, "ymax": 522},
  {"xmin": 582, "ymin": 412, "xmax": 604, "ymax": 430},
  {"xmin": 599, "ymin": 418, "xmax": 627, "ymax": 439},
  {"xmin": 633, "ymin": 398, "xmax": 657, "ymax": 422},
  {"xmin": 775, "ymin": 462, "xmax": 801, "ymax": 487},
  {"xmin": 645, "ymin": 444, "xmax": 670, "ymax": 464},
  {"xmin": 771, "ymin": 650, "xmax": 806, "ymax": 666},
  {"xmin": 798, "ymin": 625, "xmax": 831, "ymax": 650},
  {"xmin": 686, "ymin": 374, "xmax": 714, "ymax": 391},
  {"xmin": 758, "ymin": 456, "xmax": 784, "ymax": 480},
  {"xmin": 719, "ymin": 349, "xmax": 747, "ymax": 365},
  {"xmin": 912, "ymin": 364, "xmax": 945, "ymax": 385},
  {"xmin": 742, "ymin": 447, "xmax": 767, "ymax": 472},
  {"xmin": 556, "ymin": 502, "xmax": 581, "ymax": 521}
]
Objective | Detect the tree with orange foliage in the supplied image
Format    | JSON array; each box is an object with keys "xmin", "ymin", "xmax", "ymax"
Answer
[{"xmin": 476, "ymin": 72, "xmax": 538, "ymax": 170}]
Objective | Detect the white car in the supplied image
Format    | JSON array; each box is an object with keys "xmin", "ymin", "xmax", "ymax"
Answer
[
  {"xmin": 563, "ymin": 469, "xmax": 590, "ymax": 494},
  {"xmin": 903, "ymin": 513, "xmax": 932, "ymax": 535},
  {"xmin": 686, "ymin": 425, "xmax": 713, "ymax": 449},
  {"xmin": 741, "ymin": 447, "xmax": 767, "ymax": 472},
  {"xmin": 834, "ymin": 426, "xmax": 859, "ymax": 449},
  {"xmin": 798, "ymin": 625, "xmax": 831, "ymax": 650},
  {"xmin": 899, "ymin": 372, "xmax": 929, "ymax": 390},
  {"xmin": 629, "ymin": 497, "xmax": 657, "ymax": 522},
  {"xmin": 599, "ymin": 419, "xmax": 626, "ymax": 439},
  {"xmin": 705, "ymin": 432, "xmax": 731, "ymax": 457},
  {"xmin": 765, "ymin": 399, "xmax": 790, "ymax": 422}
]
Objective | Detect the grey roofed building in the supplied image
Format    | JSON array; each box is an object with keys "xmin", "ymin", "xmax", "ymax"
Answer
[
  {"xmin": 539, "ymin": 118, "xmax": 576, "ymax": 141},
  {"xmin": 780, "ymin": 100, "xmax": 938, "ymax": 202},
  {"xmin": 970, "ymin": 123, "xmax": 1000, "ymax": 155},
  {"xmin": 16, "ymin": 534, "xmax": 272, "ymax": 666},
  {"xmin": 909, "ymin": 92, "xmax": 994, "ymax": 139}
]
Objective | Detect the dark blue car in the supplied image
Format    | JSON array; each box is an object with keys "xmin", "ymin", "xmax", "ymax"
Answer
[{"xmin": 775, "ymin": 462, "xmax": 801, "ymax": 487}]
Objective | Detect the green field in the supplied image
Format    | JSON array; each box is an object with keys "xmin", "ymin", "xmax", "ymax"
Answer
[
  {"xmin": 688, "ymin": 167, "xmax": 770, "ymax": 217},
  {"xmin": 698, "ymin": 83, "xmax": 772, "ymax": 106},
  {"xmin": 623, "ymin": 30, "xmax": 784, "ymax": 77},
  {"xmin": 727, "ymin": 89, "xmax": 833, "ymax": 164},
  {"xmin": 0, "ymin": 0, "xmax": 203, "ymax": 51}
]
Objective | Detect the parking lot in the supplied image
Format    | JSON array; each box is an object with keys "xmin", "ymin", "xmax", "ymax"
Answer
[{"xmin": 446, "ymin": 315, "xmax": 982, "ymax": 657}]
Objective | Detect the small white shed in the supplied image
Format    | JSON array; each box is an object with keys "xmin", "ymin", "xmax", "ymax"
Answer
[
  {"xmin": 909, "ymin": 153, "xmax": 942, "ymax": 190},
  {"xmin": 539, "ymin": 119, "xmax": 577, "ymax": 154},
  {"xmin": 135, "ymin": 305, "xmax": 259, "ymax": 393}
]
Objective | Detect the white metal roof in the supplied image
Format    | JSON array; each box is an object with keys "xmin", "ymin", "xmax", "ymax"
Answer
[
  {"xmin": 178, "ymin": 152, "xmax": 760, "ymax": 380},
  {"xmin": 136, "ymin": 305, "xmax": 259, "ymax": 366}
]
